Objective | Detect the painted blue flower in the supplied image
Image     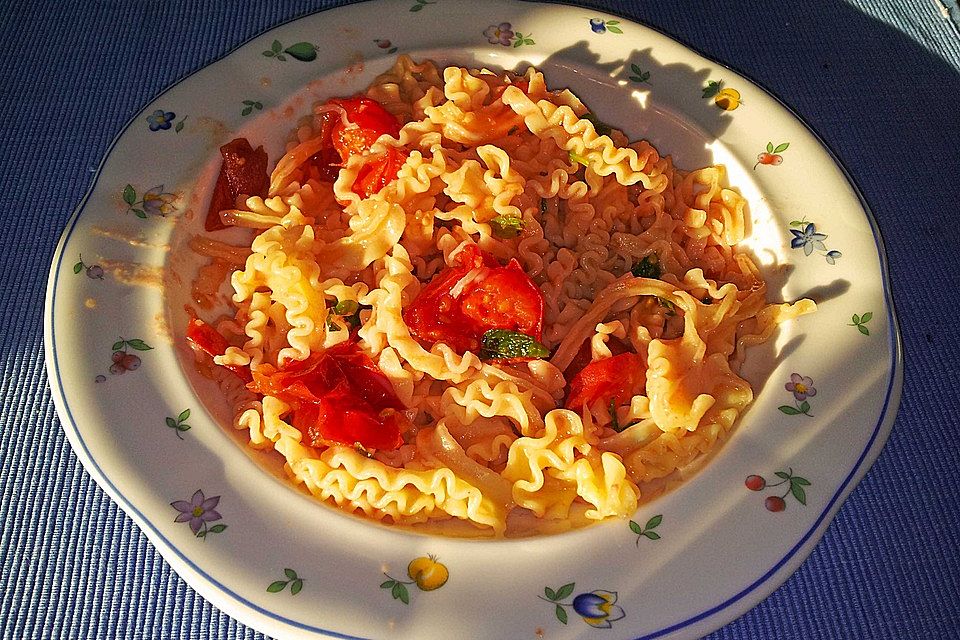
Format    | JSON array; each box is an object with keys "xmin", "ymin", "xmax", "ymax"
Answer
[
  {"xmin": 589, "ymin": 18, "xmax": 606, "ymax": 33},
  {"xmin": 789, "ymin": 222, "xmax": 828, "ymax": 256},
  {"xmin": 572, "ymin": 590, "xmax": 625, "ymax": 628},
  {"xmin": 825, "ymin": 250, "xmax": 842, "ymax": 265},
  {"xmin": 147, "ymin": 109, "xmax": 176, "ymax": 131},
  {"xmin": 141, "ymin": 185, "xmax": 177, "ymax": 216}
]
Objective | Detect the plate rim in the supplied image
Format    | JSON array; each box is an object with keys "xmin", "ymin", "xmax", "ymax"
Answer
[{"xmin": 43, "ymin": 1, "xmax": 905, "ymax": 638}]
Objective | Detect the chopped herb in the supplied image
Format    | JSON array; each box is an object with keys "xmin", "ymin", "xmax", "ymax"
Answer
[
  {"xmin": 507, "ymin": 125, "xmax": 518, "ymax": 135},
  {"xmin": 568, "ymin": 150, "xmax": 589, "ymax": 167},
  {"xmin": 581, "ymin": 112, "xmax": 612, "ymax": 136},
  {"xmin": 609, "ymin": 398, "xmax": 621, "ymax": 431},
  {"xmin": 656, "ymin": 296, "xmax": 676, "ymax": 314},
  {"xmin": 630, "ymin": 254, "xmax": 662, "ymax": 279},
  {"xmin": 328, "ymin": 298, "xmax": 367, "ymax": 330},
  {"xmin": 325, "ymin": 316, "xmax": 342, "ymax": 331},
  {"xmin": 480, "ymin": 329, "xmax": 550, "ymax": 359},
  {"xmin": 334, "ymin": 299, "xmax": 359, "ymax": 316},
  {"xmin": 489, "ymin": 214, "xmax": 524, "ymax": 239},
  {"xmin": 539, "ymin": 198, "xmax": 547, "ymax": 216},
  {"xmin": 701, "ymin": 296, "xmax": 713, "ymax": 305}
]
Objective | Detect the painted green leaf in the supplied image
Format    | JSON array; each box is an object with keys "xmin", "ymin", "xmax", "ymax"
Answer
[
  {"xmin": 126, "ymin": 339, "xmax": 153, "ymax": 351},
  {"xmin": 702, "ymin": 82, "xmax": 721, "ymax": 98},
  {"xmin": 267, "ymin": 580, "xmax": 287, "ymax": 593},
  {"xmin": 166, "ymin": 417, "xmax": 177, "ymax": 429},
  {"xmin": 556, "ymin": 604, "xmax": 568, "ymax": 624},
  {"xmin": 775, "ymin": 471, "xmax": 791, "ymax": 480},
  {"xmin": 607, "ymin": 20, "xmax": 620, "ymax": 25},
  {"xmin": 861, "ymin": 312, "xmax": 873, "ymax": 323},
  {"xmin": 555, "ymin": 582, "xmax": 575, "ymax": 601},
  {"xmin": 209, "ymin": 524, "xmax": 227, "ymax": 533},
  {"xmin": 290, "ymin": 579, "xmax": 303, "ymax": 595},
  {"xmin": 285, "ymin": 42, "xmax": 317, "ymax": 62},
  {"xmin": 799, "ymin": 400, "xmax": 811, "ymax": 414},
  {"xmin": 262, "ymin": 50, "xmax": 274, "ymax": 57},
  {"xmin": 73, "ymin": 261, "xmax": 83, "ymax": 273},
  {"xmin": 791, "ymin": 483, "xmax": 807, "ymax": 505},
  {"xmin": 122, "ymin": 184, "xmax": 136, "ymax": 205},
  {"xmin": 398, "ymin": 583, "xmax": 409, "ymax": 604},
  {"xmin": 544, "ymin": 586, "xmax": 557, "ymax": 600},
  {"xmin": 271, "ymin": 40, "xmax": 282, "ymax": 53},
  {"xmin": 629, "ymin": 520, "xmax": 642, "ymax": 535},
  {"xmin": 645, "ymin": 514, "xmax": 663, "ymax": 530},
  {"xmin": 241, "ymin": 107, "xmax": 252, "ymax": 116},
  {"xmin": 112, "ymin": 340, "xmax": 125, "ymax": 351},
  {"xmin": 391, "ymin": 583, "xmax": 401, "ymax": 599},
  {"xmin": 175, "ymin": 119, "xmax": 184, "ymax": 133},
  {"xmin": 852, "ymin": 314, "xmax": 860, "ymax": 324},
  {"xmin": 134, "ymin": 209, "xmax": 146, "ymax": 219},
  {"xmin": 513, "ymin": 38, "xmax": 522, "ymax": 48},
  {"xmin": 632, "ymin": 63, "xmax": 642, "ymax": 74},
  {"xmin": 380, "ymin": 580, "xmax": 395, "ymax": 589},
  {"xmin": 388, "ymin": 47, "xmax": 398, "ymax": 54},
  {"xmin": 858, "ymin": 324, "xmax": 870, "ymax": 336},
  {"xmin": 608, "ymin": 25, "xmax": 623, "ymax": 34},
  {"xmin": 794, "ymin": 477, "xmax": 811, "ymax": 486},
  {"xmin": 284, "ymin": 568, "xmax": 297, "ymax": 580},
  {"xmin": 640, "ymin": 71, "xmax": 650, "ymax": 81},
  {"xmin": 177, "ymin": 424, "xmax": 190, "ymax": 432},
  {"xmin": 766, "ymin": 142, "xmax": 774, "ymax": 153},
  {"xmin": 779, "ymin": 405, "xmax": 801, "ymax": 415},
  {"xmin": 774, "ymin": 142, "xmax": 790, "ymax": 153},
  {"xmin": 789, "ymin": 220, "xmax": 805, "ymax": 226},
  {"xmin": 276, "ymin": 54, "xmax": 286, "ymax": 61},
  {"xmin": 178, "ymin": 408, "xmax": 190, "ymax": 422},
  {"xmin": 410, "ymin": 3, "xmax": 422, "ymax": 10},
  {"xmin": 643, "ymin": 530, "xmax": 661, "ymax": 540}
]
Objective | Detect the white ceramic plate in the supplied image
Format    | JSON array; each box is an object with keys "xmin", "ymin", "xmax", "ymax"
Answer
[{"xmin": 44, "ymin": 1, "xmax": 902, "ymax": 638}]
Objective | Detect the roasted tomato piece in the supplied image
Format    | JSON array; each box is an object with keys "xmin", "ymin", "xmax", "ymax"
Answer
[
  {"xmin": 353, "ymin": 145, "xmax": 407, "ymax": 197},
  {"xmin": 565, "ymin": 335, "xmax": 630, "ymax": 381},
  {"xmin": 185, "ymin": 317, "xmax": 251, "ymax": 382},
  {"xmin": 205, "ymin": 138, "xmax": 269, "ymax": 231},
  {"xmin": 403, "ymin": 246, "xmax": 544, "ymax": 354},
  {"xmin": 250, "ymin": 341, "xmax": 406, "ymax": 451},
  {"xmin": 329, "ymin": 96, "xmax": 402, "ymax": 162},
  {"xmin": 565, "ymin": 352, "xmax": 645, "ymax": 410}
]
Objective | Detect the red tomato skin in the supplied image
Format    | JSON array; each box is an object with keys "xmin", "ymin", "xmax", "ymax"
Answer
[
  {"xmin": 204, "ymin": 138, "xmax": 269, "ymax": 232},
  {"xmin": 565, "ymin": 352, "xmax": 645, "ymax": 410},
  {"xmin": 329, "ymin": 97, "xmax": 401, "ymax": 164},
  {"xmin": 352, "ymin": 145, "xmax": 407, "ymax": 197},
  {"xmin": 249, "ymin": 341, "xmax": 406, "ymax": 451},
  {"xmin": 403, "ymin": 247, "xmax": 544, "ymax": 354},
  {"xmin": 185, "ymin": 317, "xmax": 251, "ymax": 382}
]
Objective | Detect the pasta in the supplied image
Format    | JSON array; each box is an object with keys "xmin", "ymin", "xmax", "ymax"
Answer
[{"xmin": 187, "ymin": 56, "xmax": 815, "ymax": 537}]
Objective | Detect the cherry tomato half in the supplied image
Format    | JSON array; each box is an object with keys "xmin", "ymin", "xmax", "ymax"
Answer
[
  {"xmin": 185, "ymin": 317, "xmax": 252, "ymax": 382},
  {"xmin": 565, "ymin": 352, "xmax": 645, "ymax": 410},
  {"xmin": 403, "ymin": 246, "xmax": 544, "ymax": 354},
  {"xmin": 249, "ymin": 341, "xmax": 406, "ymax": 451}
]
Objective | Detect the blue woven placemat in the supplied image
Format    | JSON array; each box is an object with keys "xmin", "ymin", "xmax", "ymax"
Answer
[{"xmin": 2, "ymin": 1, "xmax": 959, "ymax": 638}]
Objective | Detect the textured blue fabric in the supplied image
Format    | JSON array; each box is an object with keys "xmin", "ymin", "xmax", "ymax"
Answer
[{"xmin": 2, "ymin": 1, "xmax": 959, "ymax": 638}]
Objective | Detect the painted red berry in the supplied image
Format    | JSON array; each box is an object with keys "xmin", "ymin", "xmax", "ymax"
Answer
[
  {"xmin": 109, "ymin": 363, "xmax": 125, "ymax": 375},
  {"xmin": 112, "ymin": 350, "xmax": 125, "ymax": 363},
  {"xmin": 121, "ymin": 354, "xmax": 141, "ymax": 371},
  {"xmin": 765, "ymin": 496, "xmax": 786, "ymax": 512},
  {"xmin": 771, "ymin": 155, "xmax": 783, "ymax": 165},
  {"xmin": 745, "ymin": 475, "xmax": 765, "ymax": 491}
]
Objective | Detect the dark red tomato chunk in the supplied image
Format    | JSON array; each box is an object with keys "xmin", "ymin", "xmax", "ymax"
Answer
[
  {"xmin": 565, "ymin": 352, "xmax": 645, "ymax": 410},
  {"xmin": 185, "ymin": 317, "xmax": 251, "ymax": 382},
  {"xmin": 205, "ymin": 138, "xmax": 269, "ymax": 231},
  {"xmin": 565, "ymin": 335, "xmax": 630, "ymax": 381},
  {"xmin": 403, "ymin": 246, "xmax": 544, "ymax": 354},
  {"xmin": 250, "ymin": 341, "xmax": 406, "ymax": 451}
]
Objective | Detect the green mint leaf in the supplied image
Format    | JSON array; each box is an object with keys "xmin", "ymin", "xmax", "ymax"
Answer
[
  {"xmin": 581, "ymin": 112, "xmax": 612, "ymax": 136},
  {"xmin": 489, "ymin": 214, "xmax": 524, "ymax": 239},
  {"xmin": 779, "ymin": 405, "xmax": 801, "ymax": 415},
  {"xmin": 285, "ymin": 42, "xmax": 317, "ymax": 62},
  {"xmin": 643, "ymin": 530, "xmax": 661, "ymax": 540},
  {"xmin": 284, "ymin": 568, "xmax": 297, "ymax": 580},
  {"xmin": 858, "ymin": 324, "xmax": 870, "ymax": 336},
  {"xmin": 290, "ymin": 579, "xmax": 303, "ymax": 595},
  {"xmin": 774, "ymin": 142, "xmax": 790, "ymax": 153},
  {"xmin": 555, "ymin": 582, "xmax": 575, "ymax": 601},
  {"xmin": 861, "ymin": 312, "xmax": 873, "ymax": 323},
  {"xmin": 126, "ymin": 339, "xmax": 153, "ymax": 351},
  {"xmin": 556, "ymin": 604, "xmax": 568, "ymax": 624},
  {"xmin": 267, "ymin": 581, "xmax": 287, "ymax": 593},
  {"xmin": 630, "ymin": 254, "xmax": 662, "ymax": 279},
  {"xmin": 480, "ymin": 329, "xmax": 550, "ymax": 359},
  {"xmin": 334, "ymin": 299, "xmax": 360, "ymax": 316},
  {"xmin": 544, "ymin": 586, "xmax": 557, "ymax": 600},
  {"xmin": 568, "ymin": 150, "xmax": 589, "ymax": 166},
  {"xmin": 645, "ymin": 514, "xmax": 663, "ymax": 529},
  {"xmin": 122, "ymin": 184, "xmax": 136, "ymax": 205},
  {"xmin": 629, "ymin": 520, "xmax": 643, "ymax": 535}
]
